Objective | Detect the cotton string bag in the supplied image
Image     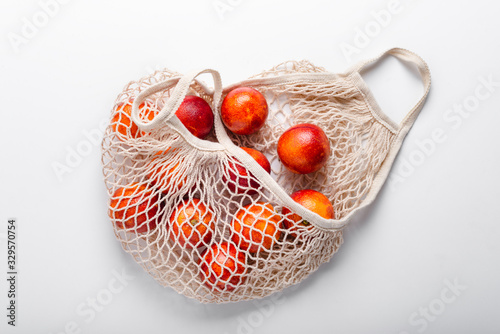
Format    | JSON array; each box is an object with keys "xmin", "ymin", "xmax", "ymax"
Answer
[{"xmin": 101, "ymin": 48, "xmax": 431, "ymax": 303}]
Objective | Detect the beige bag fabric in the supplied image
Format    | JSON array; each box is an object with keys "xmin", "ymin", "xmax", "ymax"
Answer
[{"xmin": 101, "ymin": 48, "xmax": 431, "ymax": 303}]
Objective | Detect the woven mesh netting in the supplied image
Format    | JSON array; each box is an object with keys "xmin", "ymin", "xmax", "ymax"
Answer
[{"xmin": 101, "ymin": 61, "xmax": 395, "ymax": 303}]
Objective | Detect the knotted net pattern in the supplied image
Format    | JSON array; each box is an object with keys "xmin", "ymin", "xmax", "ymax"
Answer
[{"xmin": 101, "ymin": 60, "xmax": 395, "ymax": 303}]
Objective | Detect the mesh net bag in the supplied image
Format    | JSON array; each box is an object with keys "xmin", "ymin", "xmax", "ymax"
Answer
[{"xmin": 101, "ymin": 48, "xmax": 431, "ymax": 303}]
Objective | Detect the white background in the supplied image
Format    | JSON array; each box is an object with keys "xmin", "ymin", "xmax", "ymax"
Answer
[{"xmin": 1, "ymin": 0, "xmax": 499, "ymax": 333}]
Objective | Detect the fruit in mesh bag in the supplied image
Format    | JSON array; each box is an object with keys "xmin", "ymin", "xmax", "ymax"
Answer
[
  {"xmin": 221, "ymin": 87, "xmax": 269, "ymax": 135},
  {"xmin": 111, "ymin": 99, "xmax": 157, "ymax": 140},
  {"xmin": 108, "ymin": 183, "xmax": 161, "ymax": 234},
  {"xmin": 277, "ymin": 123, "xmax": 331, "ymax": 174},
  {"xmin": 199, "ymin": 242, "xmax": 247, "ymax": 291},
  {"xmin": 223, "ymin": 147, "xmax": 271, "ymax": 195},
  {"xmin": 146, "ymin": 149, "xmax": 187, "ymax": 193},
  {"xmin": 282, "ymin": 189, "xmax": 334, "ymax": 237},
  {"xmin": 169, "ymin": 198, "xmax": 215, "ymax": 249},
  {"xmin": 231, "ymin": 202, "xmax": 282, "ymax": 253},
  {"xmin": 175, "ymin": 95, "xmax": 214, "ymax": 139}
]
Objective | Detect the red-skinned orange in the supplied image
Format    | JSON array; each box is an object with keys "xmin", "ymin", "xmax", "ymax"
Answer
[
  {"xmin": 175, "ymin": 95, "xmax": 214, "ymax": 139},
  {"xmin": 169, "ymin": 199, "xmax": 215, "ymax": 249},
  {"xmin": 224, "ymin": 147, "xmax": 271, "ymax": 195},
  {"xmin": 108, "ymin": 183, "xmax": 161, "ymax": 234},
  {"xmin": 221, "ymin": 87, "xmax": 268, "ymax": 135},
  {"xmin": 146, "ymin": 149, "xmax": 187, "ymax": 193},
  {"xmin": 199, "ymin": 242, "xmax": 247, "ymax": 291},
  {"xmin": 111, "ymin": 99, "xmax": 157, "ymax": 140},
  {"xmin": 231, "ymin": 202, "xmax": 281, "ymax": 253},
  {"xmin": 282, "ymin": 189, "xmax": 334, "ymax": 237},
  {"xmin": 277, "ymin": 124, "xmax": 330, "ymax": 174}
]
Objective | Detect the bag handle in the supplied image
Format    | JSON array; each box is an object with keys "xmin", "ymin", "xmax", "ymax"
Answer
[
  {"xmin": 126, "ymin": 50, "xmax": 430, "ymax": 231},
  {"xmin": 347, "ymin": 48, "xmax": 431, "ymax": 133},
  {"xmin": 310, "ymin": 48, "xmax": 431, "ymax": 230},
  {"xmin": 130, "ymin": 69, "xmax": 226, "ymax": 151},
  {"xmin": 267, "ymin": 48, "xmax": 432, "ymax": 230}
]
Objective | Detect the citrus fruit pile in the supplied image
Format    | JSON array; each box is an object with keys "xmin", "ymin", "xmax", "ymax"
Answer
[
  {"xmin": 103, "ymin": 49, "xmax": 431, "ymax": 303},
  {"xmin": 106, "ymin": 86, "xmax": 336, "ymax": 293}
]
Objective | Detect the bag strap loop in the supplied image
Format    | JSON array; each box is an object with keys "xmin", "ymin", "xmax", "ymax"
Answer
[
  {"xmin": 347, "ymin": 48, "xmax": 431, "ymax": 132},
  {"xmin": 126, "ymin": 49, "xmax": 430, "ymax": 230},
  {"xmin": 130, "ymin": 69, "xmax": 226, "ymax": 151}
]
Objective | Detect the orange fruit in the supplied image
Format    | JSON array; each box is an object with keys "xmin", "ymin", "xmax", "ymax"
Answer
[
  {"xmin": 169, "ymin": 199, "xmax": 215, "ymax": 249},
  {"xmin": 282, "ymin": 189, "xmax": 334, "ymax": 237},
  {"xmin": 277, "ymin": 124, "xmax": 330, "ymax": 174},
  {"xmin": 111, "ymin": 99, "xmax": 157, "ymax": 140},
  {"xmin": 224, "ymin": 147, "xmax": 271, "ymax": 195},
  {"xmin": 146, "ymin": 149, "xmax": 187, "ymax": 193},
  {"xmin": 108, "ymin": 183, "xmax": 161, "ymax": 234},
  {"xmin": 199, "ymin": 242, "xmax": 247, "ymax": 291},
  {"xmin": 175, "ymin": 95, "xmax": 214, "ymax": 139},
  {"xmin": 231, "ymin": 202, "xmax": 281, "ymax": 253},
  {"xmin": 221, "ymin": 87, "xmax": 268, "ymax": 135}
]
